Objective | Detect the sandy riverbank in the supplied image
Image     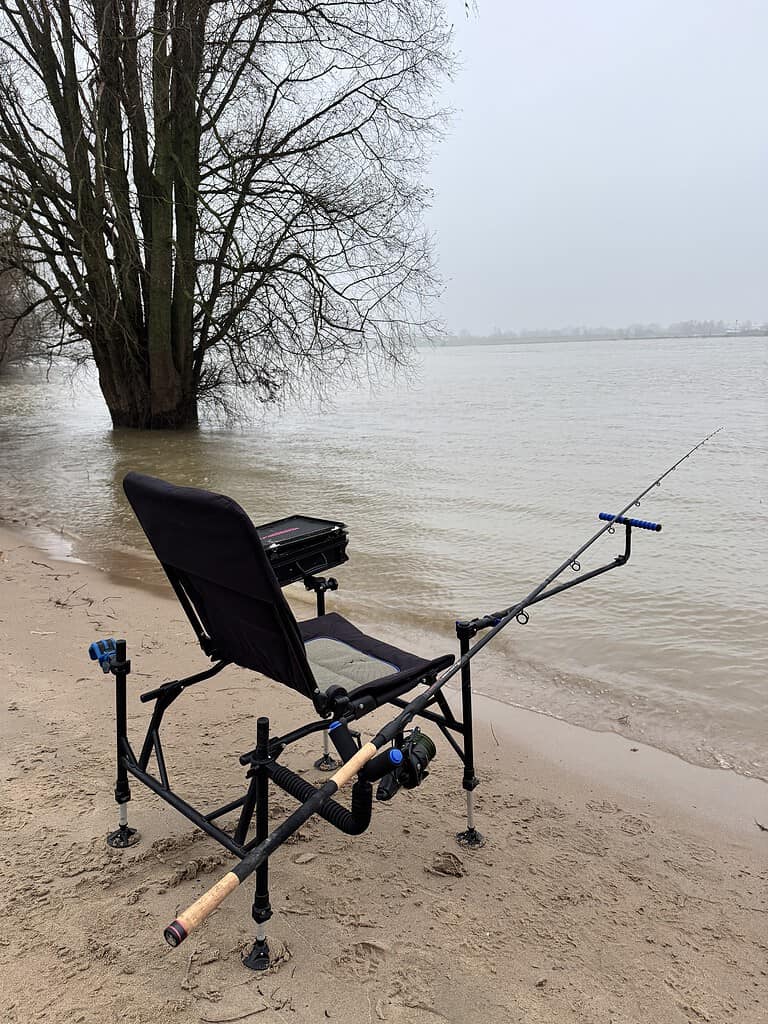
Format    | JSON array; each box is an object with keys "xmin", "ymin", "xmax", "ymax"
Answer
[{"xmin": 1, "ymin": 523, "xmax": 766, "ymax": 1024}]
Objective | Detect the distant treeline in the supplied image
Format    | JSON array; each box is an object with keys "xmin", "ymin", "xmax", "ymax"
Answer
[{"xmin": 432, "ymin": 320, "xmax": 768, "ymax": 347}]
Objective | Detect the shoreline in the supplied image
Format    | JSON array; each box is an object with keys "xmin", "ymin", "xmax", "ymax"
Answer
[
  {"xmin": 2, "ymin": 522, "xmax": 767, "ymax": 1023},
  {"xmin": 3, "ymin": 511, "xmax": 765, "ymax": 786},
  {"xmin": 1, "ymin": 515, "xmax": 766, "ymax": 840},
  {"xmin": 427, "ymin": 332, "xmax": 768, "ymax": 348},
  {"xmin": 3, "ymin": 349, "xmax": 767, "ymax": 790}
]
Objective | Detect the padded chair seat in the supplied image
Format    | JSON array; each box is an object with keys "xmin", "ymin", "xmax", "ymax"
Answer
[
  {"xmin": 299, "ymin": 613, "xmax": 453, "ymax": 701},
  {"xmin": 303, "ymin": 638, "xmax": 399, "ymax": 692}
]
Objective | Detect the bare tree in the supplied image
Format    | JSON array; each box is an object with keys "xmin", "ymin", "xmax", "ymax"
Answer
[{"xmin": 0, "ymin": 1, "xmax": 451, "ymax": 426}]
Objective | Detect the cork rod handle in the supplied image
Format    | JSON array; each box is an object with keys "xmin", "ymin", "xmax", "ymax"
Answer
[{"xmin": 164, "ymin": 871, "xmax": 240, "ymax": 946}]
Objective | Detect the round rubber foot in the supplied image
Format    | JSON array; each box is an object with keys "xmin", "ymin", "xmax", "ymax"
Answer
[
  {"xmin": 456, "ymin": 827, "xmax": 486, "ymax": 849},
  {"xmin": 107, "ymin": 825, "xmax": 141, "ymax": 848},
  {"xmin": 242, "ymin": 939, "xmax": 270, "ymax": 971},
  {"xmin": 313, "ymin": 753, "xmax": 339, "ymax": 772}
]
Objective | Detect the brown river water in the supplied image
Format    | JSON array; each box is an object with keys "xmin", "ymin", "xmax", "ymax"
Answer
[{"xmin": 1, "ymin": 337, "xmax": 766, "ymax": 777}]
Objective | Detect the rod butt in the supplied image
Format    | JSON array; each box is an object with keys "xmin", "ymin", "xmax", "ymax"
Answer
[{"xmin": 164, "ymin": 920, "xmax": 188, "ymax": 948}]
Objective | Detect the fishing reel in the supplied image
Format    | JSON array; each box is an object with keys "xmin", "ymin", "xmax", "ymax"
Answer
[{"xmin": 375, "ymin": 728, "xmax": 436, "ymax": 802}]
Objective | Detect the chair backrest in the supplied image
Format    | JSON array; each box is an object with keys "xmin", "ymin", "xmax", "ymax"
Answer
[{"xmin": 123, "ymin": 472, "xmax": 318, "ymax": 701}]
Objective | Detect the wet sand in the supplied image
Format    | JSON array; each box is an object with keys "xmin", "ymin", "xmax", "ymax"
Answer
[{"xmin": 1, "ymin": 523, "xmax": 767, "ymax": 1024}]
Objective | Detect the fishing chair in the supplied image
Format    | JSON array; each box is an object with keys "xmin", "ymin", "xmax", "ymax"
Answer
[{"xmin": 95, "ymin": 472, "xmax": 483, "ymax": 968}]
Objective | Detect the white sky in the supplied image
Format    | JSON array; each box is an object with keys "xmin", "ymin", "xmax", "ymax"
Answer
[{"xmin": 427, "ymin": 0, "xmax": 768, "ymax": 333}]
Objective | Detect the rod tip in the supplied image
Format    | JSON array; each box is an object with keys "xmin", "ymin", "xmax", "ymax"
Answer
[{"xmin": 164, "ymin": 920, "xmax": 188, "ymax": 948}]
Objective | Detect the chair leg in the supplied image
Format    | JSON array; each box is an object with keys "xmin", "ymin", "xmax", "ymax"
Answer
[
  {"xmin": 458, "ymin": 788, "xmax": 485, "ymax": 849},
  {"xmin": 313, "ymin": 729, "xmax": 339, "ymax": 772},
  {"xmin": 107, "ymin": 640, "xmax": 140, "ymax": 849},
  {"xmin": 243, "ymin": 717, "xmax": 272, "ymax": 970},
  {"xmin": 455, "ymin": 631, "xmax": 485, "ymax": 849}
]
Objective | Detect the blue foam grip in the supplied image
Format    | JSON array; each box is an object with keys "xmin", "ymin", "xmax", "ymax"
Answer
[{"xmin": 599, "ymin": 513, "xmax": 662, "ymax": 532}]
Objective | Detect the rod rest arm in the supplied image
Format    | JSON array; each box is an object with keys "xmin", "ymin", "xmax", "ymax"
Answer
[
  {"xmin": 140, "ymin": 660, "xmax": 230, "ymax": 704},
  {"xmin": 265, "ymin": 761, "xmax": 372, "ymax": 836},
  {"xmin": 458, "ymin": 524, "xmax": 634, "ymax": 638}
]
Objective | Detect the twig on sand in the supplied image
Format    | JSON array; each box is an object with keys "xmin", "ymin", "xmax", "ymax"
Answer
[
  {"xmin": 181, "ymin": 952, "xmax": 197, "ymax": 991},
  {"xmin": 490, "ymin": 723, "xmax": 499, "ymax": 746},
  {"xmin": 54, "ymin": 582, "xmax": 92, "ymax": 608},
  {"xmin": 199, "ymin": 1010, "xmax": 267, "ymax": 1022},
  {"xmin": 755, "ymin": 819, "xmax": 768, "ymax": 833}
]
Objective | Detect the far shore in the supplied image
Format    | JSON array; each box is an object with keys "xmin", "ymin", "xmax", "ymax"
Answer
[{"xmin": 423, "ymin": 331, "xmax": 768, "ymax": 348}]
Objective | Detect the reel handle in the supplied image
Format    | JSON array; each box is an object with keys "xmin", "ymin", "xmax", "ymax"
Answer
[{"xmin": 599, "ymin": 513, "xmax": 662, "ymax": 532}]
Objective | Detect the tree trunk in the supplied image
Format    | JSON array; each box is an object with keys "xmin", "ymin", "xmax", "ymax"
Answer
[
  {"xmin": 99, "ymin": 365, "xmax": 199, "ymax": 428},
  {"xmin": 84, "ymin": 0, "xmax": 200, "ymax": 430},
  {"xmin": 108, "ymin": 391, "xmax": 199, "ymax": 429},
  {"xmin": 93, "ymin": 329, "xmax": 199, "ymax": 429}
]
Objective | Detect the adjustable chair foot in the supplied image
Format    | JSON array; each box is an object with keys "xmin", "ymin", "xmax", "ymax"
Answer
[
  {"xmin": 456, "ymin": 826, "xmax": 485, "ymax": 849},
  {"xmin": 107, "ymin": 824, "xmax": 140, "ymax": 848},
  {"xmin": 314, "ymin": 731, "xmax": 339, "ymax": 772},
  {"xmin": 107, "ymin": 803, "xmax": 140, "ymax": 848},
  {"xmin": 242, "ymin": 938, "xmax": 270, "ymax": 971},
  {"xmin": 456, "ymin": 788, "xmax": 485, "ymax": 848},
  {"xmin": 313, "ymin": 752, "xmax": 339, "ymax": 772}
]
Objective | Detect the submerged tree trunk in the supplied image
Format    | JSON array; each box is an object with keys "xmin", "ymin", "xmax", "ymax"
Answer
[
  {"xmin": 92, "ymin": 0, "xmax": 202, "ymax": 428},
  {"xmin": 91, "ymin": 314, "xmax": 198, "ymax": 428},
  {"xmin": 95, "ymin": 347, "xmax": 198, "ymax": 429}
]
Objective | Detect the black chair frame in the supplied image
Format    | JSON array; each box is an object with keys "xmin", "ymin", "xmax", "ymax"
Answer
[
  {"xmin": 109, "ymin": 580, "xmax": 479, "ymax": 862},
  {"xmin": 103, "ymin": 473, "xmax": 484, "ymax": 967}
]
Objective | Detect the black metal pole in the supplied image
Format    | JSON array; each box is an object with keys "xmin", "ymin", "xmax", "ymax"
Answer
[
  {"xmin": 306, "ymin": 576, "xmax": 340, "ymax": 770},
  {"xmin": 243, "ymin": 717, "xmax": 272, "ymax": 970},
  {"xmin": 455, "ymin": 625, "xmax": 484, "ymax": 848},
  {"xmin": 107, "ymin": 640, "xmax": 139, "ymax": 848}
]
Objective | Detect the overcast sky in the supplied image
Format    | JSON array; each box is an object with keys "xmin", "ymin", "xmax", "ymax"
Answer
[{"xmin": 427, "ymin": 1, "xmax": 768, "ymax": 333}]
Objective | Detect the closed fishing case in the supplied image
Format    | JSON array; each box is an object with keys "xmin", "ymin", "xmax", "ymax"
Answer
[{"xmin": 255, "ymin": 515, "xmax": 349, "ymax": 584}]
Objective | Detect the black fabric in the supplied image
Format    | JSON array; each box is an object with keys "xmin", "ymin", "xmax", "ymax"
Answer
[
  {"xmin": 123, "ymin": 472, "xmax": 317, "ymax": 700},
  {"xmin": 299, "ymin": 613, "xmax": 454, "ymax": 703}
]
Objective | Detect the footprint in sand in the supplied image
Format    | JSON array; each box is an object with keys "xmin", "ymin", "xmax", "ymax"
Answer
[{"xmin": 620, "ymin": 814, "xmax": 652, "ymax": 836}]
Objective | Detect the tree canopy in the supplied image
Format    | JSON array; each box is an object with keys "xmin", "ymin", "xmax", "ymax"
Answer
[{"xmin": 0, "ymin": 0, "xmax": 451, "ymax": 426}]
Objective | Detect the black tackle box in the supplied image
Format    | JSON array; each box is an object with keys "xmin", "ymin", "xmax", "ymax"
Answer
[{"xmin": 255, "ymin": 515, "xmax": 349, "ymax": 585}]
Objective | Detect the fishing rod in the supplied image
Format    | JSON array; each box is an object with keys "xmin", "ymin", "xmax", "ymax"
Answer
[{"xmin": 164, "ymin": 427, "xmax": 722, "ymax": 947}]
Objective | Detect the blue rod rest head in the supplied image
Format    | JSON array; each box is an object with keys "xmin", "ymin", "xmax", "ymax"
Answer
[
  {"xmin": 599, "ymin": 513, "xmax": 662, "ymax": 532},
  {"xmin": 89, "ymin": 637, "xmax": 117, "ymax": 673}
]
